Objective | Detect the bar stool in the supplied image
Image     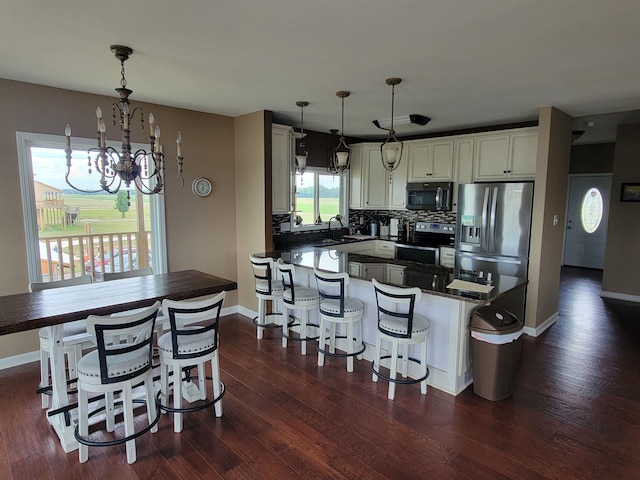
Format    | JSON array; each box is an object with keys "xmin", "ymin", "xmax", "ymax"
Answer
[
  {"xmin": 30, "ymin": 275, "xmax": 93, "ymax": 409},
  {"xmin": 75, "ymin": 301, "xmax": 161, "ymax": 464},
  {"xmin": 314, "ymin": 268, "xmax": 365, "ymax": 372},
  {"xmin": 158, "ymin": 292, "xmax": 226, "ymax": 433},
  {"xmin": 249, "ymin": 255, "xmax": 287, "ymax": 340},
  {"xmin": 371, "ymin": 278, "xmax": 430, "ymax": 400},
  {"xmin": 277, "ymin": 259, "xmax": 319, "ymax": 355}
]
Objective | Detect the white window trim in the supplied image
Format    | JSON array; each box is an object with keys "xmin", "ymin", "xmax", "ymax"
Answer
[
  {"xmin": 292, "ymin": 167, "xmax": 348, "ymax": 231},
  {"xmin": 16, "ymin": 131, "xmax": 168, "ymax": 282}
]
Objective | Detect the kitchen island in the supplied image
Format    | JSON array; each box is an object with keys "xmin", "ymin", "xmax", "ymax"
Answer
[{"xmin": 254, "ymin": 244, "xmax": 526, "ymax": 396}]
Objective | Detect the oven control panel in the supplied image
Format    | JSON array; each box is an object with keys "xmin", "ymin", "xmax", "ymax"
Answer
[{"xmin": 414, "ymin": 222, "xmax": 456, "ymax": 234}]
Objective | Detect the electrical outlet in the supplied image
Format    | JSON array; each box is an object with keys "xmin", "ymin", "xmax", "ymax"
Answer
[{"xmin": 553, "ymin": 214, "xmax": 559, "ymax": 226}]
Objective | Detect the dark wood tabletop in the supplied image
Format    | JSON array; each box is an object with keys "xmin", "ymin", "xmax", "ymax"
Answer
[{"xmin": 0, "ymin": 269, "xmax": 237, "ymax": 335}]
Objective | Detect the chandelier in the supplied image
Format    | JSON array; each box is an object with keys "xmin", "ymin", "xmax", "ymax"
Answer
[
  {"xmin": 380, "ymin": 77, "xmax": 403, "ymax": 172},
  {"xmin": 329, "ymin": 91, "xmax": 351, "ymax": 174},
  {"xmin": 295, "ymin": 101, "xmax": 309, "ymax": 175},
  {"xmin": 64, "ymin": 45, "xmax": 184, "ymax": 195}
]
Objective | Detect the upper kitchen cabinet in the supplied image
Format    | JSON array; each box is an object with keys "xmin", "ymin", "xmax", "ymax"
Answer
[
  {"xmin": 407, "ymin": 139, "xmax": 454, "ymax": 182},
  {"xmin": 349, "ymin": 144, "xmax": 364, "ymax": 209},
  {"xmin": 452, "ymin": 136, "xmax": 474, "ymax": 212},
  {"xmin": 473, "ymin": 128, "xmax": 538, "ymax": 181},
  {"xmin": 363, "ymin": 144, "xmax": 389, "ymax": 209},
  {"xmin": 387, "ymin": 148, "xmax": 408, "ymax": 210},
  {"xmin": 272, "ymin": 124, "xmax": 294, "ymax": 214}
]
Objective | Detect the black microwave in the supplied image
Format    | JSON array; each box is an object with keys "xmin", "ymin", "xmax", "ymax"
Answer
[{"xmin": 406, "ymin": 181, "xmax": 453, "ymax": 211}]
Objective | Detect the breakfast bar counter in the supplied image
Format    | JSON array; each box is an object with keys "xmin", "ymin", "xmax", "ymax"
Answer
[{"xmin": 254, "ymin": 245, "xmax": 526, "ymax": 395}]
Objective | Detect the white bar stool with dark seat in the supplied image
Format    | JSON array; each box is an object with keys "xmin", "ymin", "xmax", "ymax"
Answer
[
  {"xmin": 30, "ymin": 275, "xmax": 94, "ymax": 409},
  {"xmin": 75, "ymin": 301, "xmax": 161, "ymax": 464},
  {"xmin": 314, "ymin": 268, "xmax": 365, "ymax": 372},
  {"xmin": 249, "ymin": 255, "xmax": 287, "ymax": 340},
  {"xmin": 157, "ymin": 292, "xmax": 226, "ymax": 433},
  {"xmin": 277, "ymin": 259, "xmax": 319, "ymax": 355},
  {"xmin": 371, "ymin": 278, "xmax": 430, "ymax": 400}
]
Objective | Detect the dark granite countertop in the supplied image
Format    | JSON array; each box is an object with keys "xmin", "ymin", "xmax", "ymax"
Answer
[{"xmin": 254, "ymin": 244, "xmax": 526, "ymax": 304}]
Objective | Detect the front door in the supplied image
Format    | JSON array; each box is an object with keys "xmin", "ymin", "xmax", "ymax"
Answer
[{"xmin": 563, "ymin": 174, "xmax": 612, "ymax": 269}]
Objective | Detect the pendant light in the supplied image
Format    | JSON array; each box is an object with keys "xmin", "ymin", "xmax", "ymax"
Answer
[
  {"xmin": 330, "ymin": 91, "xmax": 351, "ymax": 174},
  {"xmin": 295, "ymin": 101, "xmax": 309, "ymax": 175},
  {"xmin": 380, "ymin": 77, "xmax": 403, "ymax": 172}
]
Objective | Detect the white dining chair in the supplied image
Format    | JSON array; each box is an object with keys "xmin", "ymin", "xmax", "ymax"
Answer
[
  {"xmin": 158, "ymin": 292, "xmax": 226, "ymax": 432},
  {"xmin": 75, "ymin": 301, "xmax": 161, "ymax": 464},
  {"xmin": 30, "ymin": 275, "xmax": 93, "ymax": 409}
]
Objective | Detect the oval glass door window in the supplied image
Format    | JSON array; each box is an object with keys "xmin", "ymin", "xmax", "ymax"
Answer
[{"xmin": 581, "ymin": 188, "xmax": 603, "ymax": 233}]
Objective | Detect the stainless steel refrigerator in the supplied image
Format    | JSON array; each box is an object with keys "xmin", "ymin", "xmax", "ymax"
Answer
[{"xmin": 455, "ymin": 182, "xmax": 534, "ymax": 281}]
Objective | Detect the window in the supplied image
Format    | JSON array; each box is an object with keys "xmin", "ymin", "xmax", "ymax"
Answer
[
  {"xmin": 293, "ymin": 168, "xmax": 347, "ymax": 228},
  {"xmin": 17, "ymin": 132, "xmax": 167, "ymax": 283},
  {"xmin": 581, "ymin": 187, "xmax": 604, "ymax": 234}
]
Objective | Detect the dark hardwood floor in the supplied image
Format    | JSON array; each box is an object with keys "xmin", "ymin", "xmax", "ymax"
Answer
[{"xmin": 1, "ymin": 266, "xmax": 638, "ymax": 479}]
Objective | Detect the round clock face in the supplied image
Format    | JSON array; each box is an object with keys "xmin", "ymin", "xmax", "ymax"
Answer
[{"xmin": 192, "ymin": 177, "xmax": 212, "ymax": 197}]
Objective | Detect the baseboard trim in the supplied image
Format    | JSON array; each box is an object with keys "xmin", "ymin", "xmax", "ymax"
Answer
[
  {"xmin": 600, "ymin": 290, "xmax": 640, "ymax": 303},
  {"xmin": 237, "ymin": 305, "xmax": 257, "ymax": 319},
  {"xmin": 523, "ymin": 312, "xmax": 559, "ymax": 337},
  {"xmin": 0, "ymin": 351, "xmax": 39, "ymax": 370}
]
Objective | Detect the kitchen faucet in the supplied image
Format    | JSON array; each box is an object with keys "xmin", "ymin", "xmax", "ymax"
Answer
[{"xmin": 327, "ymin": 214, "xmax": 343, "ymax": 239}]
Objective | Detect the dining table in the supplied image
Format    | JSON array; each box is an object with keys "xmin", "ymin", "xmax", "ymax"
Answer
[{"xmin": 0, "ymin": 269, "xmax": 237, "ymax": 453}]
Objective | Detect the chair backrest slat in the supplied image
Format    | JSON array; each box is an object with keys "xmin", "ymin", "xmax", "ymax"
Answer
[
  {"xmin": 162, "ymin": 291, "xmax": 226, "ymax": 360},
  {"xmin": 249, "ymin": 255, "xmax": 277, "ymax": 295},
  {"xmin": 86, "ymin": 301, "xmax": 160, "ymax": 384},
  {"xmin": 372, "ymin": 278, "xmax": 421, "ymax": 339},
  {"xmin": 277, "ymin": 259, "xmax": 297, "ymax": 304},
  {"xmin": 103, "ymin": 267, "xmax": 153, "ymax": 281},
  {"xmin": 314, "ymin": 268, "xmax": 348, "ymax": 317},
  {"xmin": 30, "ymin": 275, "xmax": 92, "ymax": 292}
]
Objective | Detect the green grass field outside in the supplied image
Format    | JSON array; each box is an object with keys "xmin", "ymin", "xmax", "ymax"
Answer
[
  {"xmin": 295, "ymin": 197, "xmax": 339, "ymax": 225},
  {"xmin": 39, "ymin": 193, "xmax": 151, "ymax": 238}
]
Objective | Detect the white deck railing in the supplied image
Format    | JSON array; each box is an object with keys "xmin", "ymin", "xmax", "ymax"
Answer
[{"xmin": 39, "ymin": 231, "xmax": 151, "ymax": 282}]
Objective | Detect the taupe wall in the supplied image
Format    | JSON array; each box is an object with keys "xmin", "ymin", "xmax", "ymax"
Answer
[
  {"xmin": 602, "ymin": 123, "xmax": 640, "ymax": 296},
  {"xmin": 234, "ymin": 111, "xmax": 269, "ymax": 312},
  {"xmin": 0, "ymin": 79, "xmax": 238, "ymax": 358},
  {"xmin": 526, "ymin": 107, "xmax": 573, "ymax": 329},
  {"xmin": 569, "ymin": 143, "xmax": 615, "ymax": 174}
]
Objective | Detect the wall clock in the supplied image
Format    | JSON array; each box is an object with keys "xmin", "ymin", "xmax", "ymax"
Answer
[{"xmin": 192, "ymin": 177, "xmax": 212, "ymax": 197}]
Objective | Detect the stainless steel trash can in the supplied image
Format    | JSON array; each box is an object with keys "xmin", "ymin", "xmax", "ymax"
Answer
[{"xmin": 470, "ymin": 305, "xmax": 523, "ymax": 401}]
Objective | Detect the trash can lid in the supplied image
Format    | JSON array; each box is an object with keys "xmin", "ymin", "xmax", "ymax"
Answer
[{"xmin": 470, "ymin": 305, "xmax": 523, "ymax": 334}]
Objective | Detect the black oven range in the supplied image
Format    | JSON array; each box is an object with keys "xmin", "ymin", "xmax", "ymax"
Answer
[{"xmin": 395, "ymin": 222, "xmax": 455, "ymax": 265}]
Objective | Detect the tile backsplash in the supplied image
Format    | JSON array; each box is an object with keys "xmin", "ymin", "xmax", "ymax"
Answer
[{"xmin": 272, "ymin": 209, "xmax": 457, "ymax": 248}]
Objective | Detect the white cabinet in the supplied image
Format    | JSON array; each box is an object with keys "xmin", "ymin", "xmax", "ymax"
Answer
[
  {"xmin": 363, "ymin": 145, "xmax": 389, "ymax": 209},
  {"xmin": 348, "ymin": 240, "xmax": 376, "ymax": 256},
  {"xmin": 361, "ymin": 263, "xmax": 385, "ymax": 281},
  {"xmin": 407, "ymin": 139, "xmax": 454, "ymax": 182},
  {"xmin": 272, "ymin": 124, "xmax": 293, "ymax": 214},
  {"xmin": 349, "ymin": 144, "xmax": 388, "ymax": 210},
  {"xmin": 386, "ymin": 264, "xmax": 405, "ymax": 286},
  {"xmin": 473, "ymin": 128, "xmax": 537, "ymax": 181},
  {"xmin": 439, "ymin": 247, "xmax": 456, "ymax": 269},
  {"xmin": 375, "ymin": 240, "xmax": 396, "ymax": 259},
  {"xmin": 387, "ymin": 148, "xmax": 408, "ymax": 209},
  {"xmin": 349, "ymin": 144, "xmax": 364, "ymax": 209},
  {"xmin": 452, "ymin": 137, "xmax": 474, "ymax": 212}
]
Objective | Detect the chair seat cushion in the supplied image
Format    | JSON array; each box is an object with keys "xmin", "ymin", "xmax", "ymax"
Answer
[
  {"xmin": 319, "ymin": 297, "xmax": 364, "ymax": 317},
  {"xmin": 379, "ymin": 313, "xmax": 430, "ymax": 337},
  {"xmin": 157, "ymin": 328, "xmax": 216, "ymax": 358},
  {"xmin": 77, "ymin": 348, "xmax": 150, "ymax": 384},
  {"xmin": 39, "ymin": 320, "xmax": 87, "ymax": 341},
  {"xmin": 283, "ymin": 287, "xmax": 319, "ymax": 305},
  {"xmin": 255, "ymin": 280, "xmax": 284, "ymax": 295}
]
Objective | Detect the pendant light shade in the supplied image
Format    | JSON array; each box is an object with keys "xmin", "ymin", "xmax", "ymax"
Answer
[
  {"xmin": 380, "ymin": 78, "xmax": 403, "ymax": 172},
  {"xmin": 330, "ymin": 91, "xmax": 351, "ymax": 174},
  {"xmin": 295, "ymin": 101, "xmax": 309, "ymax": 174}
]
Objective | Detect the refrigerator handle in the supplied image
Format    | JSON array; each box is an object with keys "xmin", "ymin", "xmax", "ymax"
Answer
[
  {"xmin": 489, "ymin": 186, "xmax": 499, "ymax": 251},
  {"xmin": 481, "ymin": 187, "xmax": 490, "ymax": 251}
]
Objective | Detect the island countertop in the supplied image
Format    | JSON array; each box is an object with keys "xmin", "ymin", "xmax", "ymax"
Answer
[{"xmin": 253, "ymin": 244, "xmax": 526, "ymax": 305}]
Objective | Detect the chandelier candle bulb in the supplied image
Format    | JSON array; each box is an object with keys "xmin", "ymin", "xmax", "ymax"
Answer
[
  {"xmin": 96, "ymin": 106, "xmax": 103, "ymax": 130},
  {"xmin": 148, "ymin": 113, "xmax": 155, "ymax": 136},
  {"xmin": 65, "ymin": 124, "xmax": 71, "ymax": 149},
  {"xmin": 176, "ymin": 132, "xmax": 182, "ymax": 157},
  {"xmin": 154, "ymin": 125, "xmax": 161, "ymax": 151}
]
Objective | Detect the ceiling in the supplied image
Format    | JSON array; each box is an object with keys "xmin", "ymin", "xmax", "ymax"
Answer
[{"xmin": 3, "ymin": 1, "xmax": 640, "ymax": 145}]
